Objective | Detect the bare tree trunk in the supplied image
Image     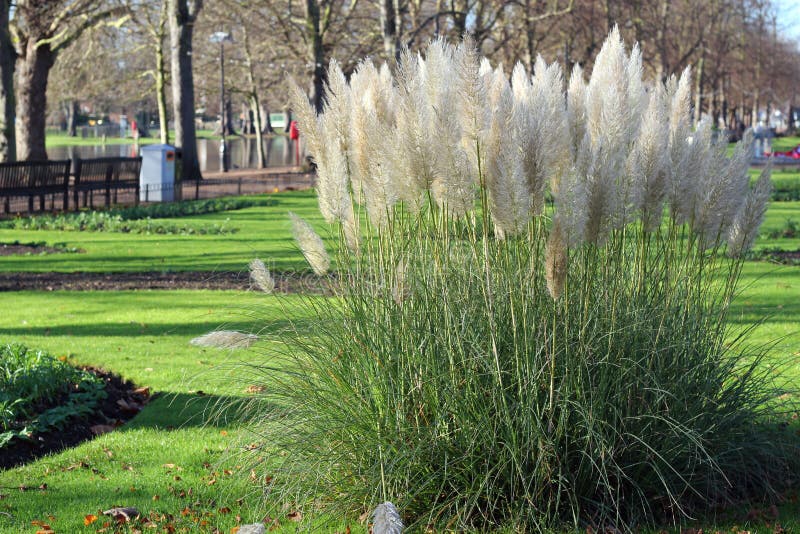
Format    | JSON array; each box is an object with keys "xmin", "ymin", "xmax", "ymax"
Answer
[
  {"xmin": 380, "ymin": 0, "xmax": 400, "ymax": 61},
  {"xmin": 225, "ymin": 98, "xmax": 236, "ymax": 135},
  {"xmin": 156, "ymin": 0, "xmax": 170, "ymax": 145},
  {"xmin": 693, "ymin": 54, "xmax": 704, "ymax": 126},
  {"xmin": 169, "ymin": 0, "xmax": 203, "ymax": 180},
  {"xmin": 15, "ymin": 40, "xmax": 54, "ymax": 161},
  {"xmin": 251, "ymin": 96, "xmax": 266, "ymax": 168},
  {"xmin": 66, "ymin": 100, "xmax": 79, "ymax": 137},
  {"xmin": 0, "ymin": 0, "xmax": 15, "ymax": 162},
  {"xmin": 305, "ymin": 0, "xmax": 326, "ymax": 112}
]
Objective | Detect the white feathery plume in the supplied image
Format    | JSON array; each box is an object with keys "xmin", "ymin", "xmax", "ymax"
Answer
[
  {"xmin": 393, "ymin": 50, "xmax": 435, "ymax": 207},
  {"xmin": 454, "ymin": 35, "xmax": 487, "ymax": 143},
  {"xmin": 565, "ymin": 63, "xmax": 587, "ymax": 163},
  {"xmin": 666, "ymin": 67, "xmax": 693, "ymax": 222},
  {"xmin": 427, "ymin": 41, "xmax": 475, "ymax": 216},
  {"xmin": 342, "ymin": 211, "xmax": 361, "ymax": 254},
  {"xmin": 581, "ymin": 26, "xmax": 642, "ymax": 238},
  {"xmin": 728, "ymin": 164, "xmax": 772, "ymax": 257},
  {"xmin": 249, "ymin": 258, "xmax": 275, "ymax": 293},
  {"xmin": 349, "ymin": 60, "xmax": 398, "ymax": 225},
  {"xmin": 529, "ymin": 55, "xmax": 569, "ymax": 213},
  {"xmin": 483, "ymin": 66, "xmax": 529, "ymax": 237},
  {"xmin": 371, "ymin": 502, "xmax": 404, "ymax": 534},
  {"xmin": 190, "ymin": 331, "xmax": 259, "ymax": 349},
  {"xmin": 691, "ymin": 130, "xmax": 752, "ymax": 246},
  {"xmin": 289, "ymin": 212, "xmax": 331, "ymax": 276},
  {"xmin": 631, "ymin": 82, "xmax": 670, "ymax": 232}
]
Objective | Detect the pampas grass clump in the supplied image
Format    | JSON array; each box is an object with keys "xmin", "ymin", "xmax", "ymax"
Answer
[{"xmin": 240, "ymin": 28, "xmax": 798, "ymax": 531}]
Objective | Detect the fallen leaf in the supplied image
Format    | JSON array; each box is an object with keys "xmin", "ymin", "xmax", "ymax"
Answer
[
  {"xmin": 207, "ymin": 478, "xmax": 217, "ymax": 486},
  {"xmin": 103, "ymin": 507, "xmax": 140, "ymax": 522},
  {"xmin": 84, "ymin": 513, "xmax": 99, "ymax": 525},
  {"xmin": 219, "ymin": 507, "xmax": 231, "ymax": 515},
  {"xmin": 287, "ymin": 510, "xmax": 302, "ymax": 522}
]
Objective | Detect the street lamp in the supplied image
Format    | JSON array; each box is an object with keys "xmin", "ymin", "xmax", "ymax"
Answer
[{"xmin": 210, "ymin": 31, "xmax": 233, "ymax": 172}]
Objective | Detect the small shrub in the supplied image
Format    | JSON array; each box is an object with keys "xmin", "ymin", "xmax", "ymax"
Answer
[
  {"xmin": 0, "ymin": 343, "xmax": 106, "ymax": 448},
  {"xmin": 231, "ymin": 31, "xmax": 799, "ymax": 531}
]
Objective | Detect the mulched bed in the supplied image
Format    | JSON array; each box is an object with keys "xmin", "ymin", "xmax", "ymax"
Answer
[
  {"xmin": 0, "ymin": 271, "xmax": 332, "ymax": 293},
  {"xmin": 0, "ymin": 368, "xmax": 150, "ymax": 470}
]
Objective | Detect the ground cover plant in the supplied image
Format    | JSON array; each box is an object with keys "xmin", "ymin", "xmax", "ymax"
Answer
[
  {"xmin": 229, "ymin": 31, "xmax": 800, "ymax": 531},
  {"xmin": 0, "ymin": 343, "xmax": 105, "ymax": 449},
  {"xmin": 1, "ymin": 197, "xmax": 279, "ymax": 236}
]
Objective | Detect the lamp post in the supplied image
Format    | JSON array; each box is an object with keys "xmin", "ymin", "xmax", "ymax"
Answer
[{"xmin": 210, "ymin": 31, "xmax": 233, "ymax": 172}]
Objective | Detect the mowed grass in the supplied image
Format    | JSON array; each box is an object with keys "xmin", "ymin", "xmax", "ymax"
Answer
[
  {"xmin": 0, "ymin": 188, "xmax": 797, "ymax": 531},
  {"xmin": 0, "ymin": 290, "xmax": 320, "ymax": 533},
  {"xmin": 0, "ymin": 190, "xmax": 327, "ymax": 274}
]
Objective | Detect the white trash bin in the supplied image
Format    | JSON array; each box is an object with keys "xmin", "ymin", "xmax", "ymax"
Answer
[{"xmin": 139, "ymin": 144, "xmax": 176, "ymax": 202}]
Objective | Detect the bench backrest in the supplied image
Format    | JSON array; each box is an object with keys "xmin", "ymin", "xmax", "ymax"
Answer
[
  {"xmin": 0, "ymin": 160, "xmax": 71, "ymax": 194},
  {"xmin": 74, "ymin": 157, "xmax": 142, "ymax": 189}
]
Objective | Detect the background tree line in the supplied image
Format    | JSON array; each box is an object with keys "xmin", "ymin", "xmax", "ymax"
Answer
[{"xmin": 1, "ymin": 0, "xmax": 798, "ymax": 178}]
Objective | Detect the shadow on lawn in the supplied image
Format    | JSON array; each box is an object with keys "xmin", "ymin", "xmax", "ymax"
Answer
[{"xmin": 127, "ymin": 392, "xmax": 267, "ymax": 431}]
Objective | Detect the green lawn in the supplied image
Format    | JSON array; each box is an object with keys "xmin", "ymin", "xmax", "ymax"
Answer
[
  {"xmin": 0, "ymin": 290, "xmax": 318, "ymax": 533},
  {"xmin": 0, "ymin": 189, "xmax": 798, "ymax": 532},
  {"xmin": 0, "ymin": 190, "xmax": 328, "ymax": 274},
  {"xmin": 45, "ymin": 129, "xmax": 220, "ymax": 147}
]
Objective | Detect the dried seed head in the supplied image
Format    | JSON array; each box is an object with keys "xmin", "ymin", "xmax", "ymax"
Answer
[
  {"xmin": 728, "ymin": 164, "xmax": 772, "ymax": 257},
  {"xmin": 545, "ymin": 220, "xmax": 569, "ymax": 300},
  {"xmin": 190, "ymin": 331, "xmax": 259, "ymax": 349},
  {"xmin": 289, "ymin": 212, "xmax": 331, "ymax": 276},
  {"xmin": 249, "ymin": 259, "xmax": 275, "ymax": 294}
]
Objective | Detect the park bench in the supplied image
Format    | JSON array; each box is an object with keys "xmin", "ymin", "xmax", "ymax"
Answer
[
  {"xmin": 73, "ymin": 156, "xmax": 143, "ymax": 208},
  {"xmin": 0, "ymin": 160, "xmax": 71, "ymax": 214}
]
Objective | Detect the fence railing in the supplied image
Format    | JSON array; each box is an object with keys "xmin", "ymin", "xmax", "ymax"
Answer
[{"xmin": 0, "ymin": 169, "xmax": 313, "ymax": 216}]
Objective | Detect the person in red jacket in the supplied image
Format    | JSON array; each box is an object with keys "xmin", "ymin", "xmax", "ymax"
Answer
[{"xmin": 289, "ymin": 120, "xmax": 300, "ymax": 165}]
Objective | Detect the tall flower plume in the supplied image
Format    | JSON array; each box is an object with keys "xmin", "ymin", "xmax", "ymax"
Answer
[{"xmin": 289, "ymin": 212, "xmax": 330, "ymax": 276}]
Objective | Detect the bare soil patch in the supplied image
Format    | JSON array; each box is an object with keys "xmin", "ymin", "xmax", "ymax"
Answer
[
  {"xmin": 0, "ymin": 368, "xmax": 150, "ymax": 470},
  {"xmin": 0, "ymin": 271, "xmax": 331, "ymax": 293}
]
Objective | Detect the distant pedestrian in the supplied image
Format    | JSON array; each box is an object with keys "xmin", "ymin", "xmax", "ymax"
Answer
[{"xmin": 289, "ymin": 120, "xmax": 300, "ymax": 165}]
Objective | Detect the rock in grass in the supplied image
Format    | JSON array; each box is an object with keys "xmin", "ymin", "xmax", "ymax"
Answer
[
  {"xmin": 372, "ymin": 502, "xmax": 403, "ymax": 534},
  {"xmin": 237, "ymin": 524, "xmax": 266, "ymax": 534}
]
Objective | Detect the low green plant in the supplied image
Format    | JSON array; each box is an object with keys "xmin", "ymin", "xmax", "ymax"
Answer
[
  {"xmin": 6, "ymin": 211, "xmax": 237, "ymax": 235},
  {"xmin": 769, "ymin": 174, "xmax": 800, "ymax": 201},
  {"xmin": 234, "ymin": 32, "xmax": 800, "ymax": 531},
  {"xmin": 767, "ymin": 218, "xmax": 799, "ymax": 239},
  {"xmin": 0, "ymin": 197, "xmax": 277, "ymax": 234},
  {"xmin": 0, "ymin": 343, "xmax": 106, "ymax": 448}
]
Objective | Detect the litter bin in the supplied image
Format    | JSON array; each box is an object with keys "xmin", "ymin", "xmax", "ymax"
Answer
[{"xmin": 139, "ymin": 144, "xmax": 176, "ymax": 202}]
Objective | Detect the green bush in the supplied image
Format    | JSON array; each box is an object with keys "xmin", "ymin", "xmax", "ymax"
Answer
[
  {"xmin": 233, "ymin": 35, "xmax": 800, "ymax": 531},
  {"xmin": 0, "ymin": 343, "xmax": 106, "ymax": 448}
]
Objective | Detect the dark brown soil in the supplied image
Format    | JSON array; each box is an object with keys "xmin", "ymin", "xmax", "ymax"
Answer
[
  {"xmin": 0, "ymin": 271, "xmax": 332, "ymax": 293},
  {"xmin": 0, "ymin": 367, "xmax": 150, "ymax": 470}
]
